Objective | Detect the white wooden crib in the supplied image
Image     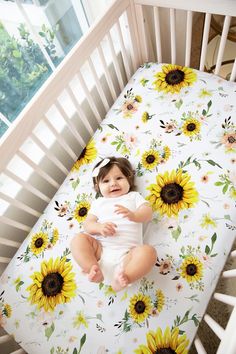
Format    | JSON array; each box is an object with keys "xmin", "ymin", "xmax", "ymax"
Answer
[{"xmin": 0, "ymin": 0, "xmax": 236, "ymax": 353}]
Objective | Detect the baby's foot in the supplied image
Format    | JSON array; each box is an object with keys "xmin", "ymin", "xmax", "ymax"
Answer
[
  {"xmin": 88, "ymin": 265, "xmax": 104, "ymax": 283},
  {"xmin": 111, "ymin": 270, "xmax": 129, "ymax": 292}
]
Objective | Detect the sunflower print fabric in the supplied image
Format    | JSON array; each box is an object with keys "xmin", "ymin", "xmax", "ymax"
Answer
[{"xmin": 0, "ymin": 63, "xmax": 235, "ymax": 353}]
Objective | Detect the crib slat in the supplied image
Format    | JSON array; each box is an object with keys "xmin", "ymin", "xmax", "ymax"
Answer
[
  {"xmin": 135, "ymin": 4, "xmax": 149, "ymax": 63},
  {"xmin": 222, "ymin": 269, "xmax": 236, "ymax": 278},
  {"xmin": 107, "ymin": 31, "xmax": 125, "ymax": 91},
  {"xmin": 0, "ymin": 334, "xmax": 12, "ymax": 344},
  {"xmin": 88, "ymin": 58, "xmax": 110, "ymax": 111},
  {"xmin": 125, "ymin": 5, "xmax": 141, "ymax": 71},
  {"xmin": 230, "ymin": 59, "xmax": 236, "ymax": 82},
  {"xmin": 77, "ymin": 71, "xmax": 102, "ymax": 124},
  {"xmin": 185, "ymin": 11, "xmax": 193, "ymax": 67},
  {"xmin": 4, "ymin": 170, "xmax": 50, "ymax": 203},
  {"xmin": 0, "ymin": 256, "xmax": 11, "ymax": 264},
  {"xmin": 0, "ymin": 236, "xmax": 21, "ymax": 248},
  {"xmin": 199, "ymin": 13, "xmax": 211, "ymax": 71},
  {"xmin": 0, "ymin": 192, "xmax": 41, "ymax": 218},
  {"xmin": 154, "ymin": 7, "xmax": 162, "ymax": 63},
  {"xmin": 17, "ymin": 151, "xmax": 60, "ymax": 189},
  {"xmin": 214, "ymin": 293, "xmax": 236, "ymax": 307},
  {"xmin": 204, "ymin": 314, "xmax": 224, "ymax": 339},
  {"xmin": 194, "ymin": 336, "xmax": 207, "ymax": 354},
  {"xmin": 116, "ymin": 19, "xmax": 132, "ymax": 80},
  {"xmin": 63, "ymin": 87, "xmax": 93, "ymax": 139},
  {"xmin": 214, "ymin": 16, "xmax": 231, "ymax": 76},
  {"xmin": 0, "ymin": 215, "xmax": 31, "ymax": 233},
  {"xmin": 43, "ymin": 118, "xmax": 77, "ymax": 161},
  {"xmin": 170, "ymin": 8, "xmax": 176, "ymax": 64},
  {"xmin": 10, "ymin": 349, "xmax": 26, "ymax": 354},
  {"xmin": 31, "ymin": 134, "xmax": 69, "ymax": 175},
  {"xmin": 98, "ymin": 44, "xmax": 117, "ymax": 101}
]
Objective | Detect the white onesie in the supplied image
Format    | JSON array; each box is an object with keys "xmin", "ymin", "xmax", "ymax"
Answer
[{"xmin": 88, "ymin": 191, "xmax": 147, "ymax": 282}]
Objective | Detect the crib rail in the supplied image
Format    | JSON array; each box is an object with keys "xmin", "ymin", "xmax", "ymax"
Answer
[
  {"xmin": 0, "ymin": 0, "xmax": 236, "ymax": 353},
  {"xmin": 0, "ymin": 0, "xmax": 141, "ymax": 276}
]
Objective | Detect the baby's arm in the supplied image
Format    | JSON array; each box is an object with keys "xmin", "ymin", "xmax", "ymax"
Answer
[
  {"xmin": 84, "ymin": 214, "xmax": 117, "ymax": 236},
  {"xmin": 115, "ymin": 202, "xmax": 152, "ymax": 223}
]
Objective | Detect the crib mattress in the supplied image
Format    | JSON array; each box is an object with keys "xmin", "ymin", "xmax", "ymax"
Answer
[{"xmin": 0, "ymin": 63, "xmax": 236, "ymax": 354}]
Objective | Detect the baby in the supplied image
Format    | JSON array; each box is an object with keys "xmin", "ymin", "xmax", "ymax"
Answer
[{"xmin": 70, "ymin": 156, "xmax": 157, "ymax": 291}]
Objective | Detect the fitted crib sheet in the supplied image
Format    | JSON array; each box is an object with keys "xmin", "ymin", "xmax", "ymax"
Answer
[{"xmin": 0, "ymin": 63, "xmax": 236, "ymax": 354}]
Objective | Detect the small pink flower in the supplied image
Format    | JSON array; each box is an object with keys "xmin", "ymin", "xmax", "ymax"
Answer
[
  {"xmin": 221, "ymin": 132, "xmax": 236, "ymax": 149},
  {"xmin": 159, "ymin": 259, "xmax": 172, "ymax": 274},
  {"xmin": 176, "ymin": 283, "xmax": 183, "ymax": 292},
  {"xmin": 223, "ymin": 203, "xmax": 230, "ymax": 209},
  {"xmin": 201, "ymin": 175, "xmax": 209, "ymax": 183},
  {"xmin": 124, "ymin": 134, "xmax": 137, "ymax": 149},
  {"xmin": 97, "ymin": 300, "xmax": 104, "ymax": 308}
]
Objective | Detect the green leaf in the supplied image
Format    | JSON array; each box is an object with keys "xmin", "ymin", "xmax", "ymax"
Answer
[
  {"xmin": 202, "ymin": 109, "xmax": 207, "ymax": 116},
  {"xmin": 208, "ymin": 100, "xmax": 212, "ymax": 108},
  {"xmin": 108, "ymin": 124, "xmax": 119, "ymax": 130},
  {"xmin": 223, "ymin": 184, "xmax": 229, "ymax": 194},
  {"xmin": 205, "ymin": 245, "xmax": 210, "ymax": 255},
  {"xmin": 45, "ymin": 323, "xmax": 55, "ymax": 340},
  {"xmin": 39, "ymin": 31, "xmax": 46, "ymax": 37},
  {"xmin": 12, "ymin": 50, "xmax": 21, "ymax": 58},
  {"xmin": 214, "ymin": 182, "xmax": 224, "ymax": 186},
  {"xmin": 50, "ymin": 348, "xmax": 54, "ymax": 354},
  {"xmin": 224, "ymin": 214, "xmax": 231, "ymax": 220},
  {"xmin": 16, "ymin": 281, "xmax": 24, "ymax": 292},
  {"xmin": 211, "ymin": 232, "xmax": 217, "ymax": 244},
  {"xmin": 175, "ymin": 99, "xmax": 183, "ymax": 109},
  {"xmin": 171, "ymin": 225, "xmax": 181, "ymax": 241},
  {"xmin": 207, "ymin": 160, "xmax": 222, "ymax": 169},
  {"xmin": 73, "ymin": 349, "xmax": 78, "ymax": 354}
]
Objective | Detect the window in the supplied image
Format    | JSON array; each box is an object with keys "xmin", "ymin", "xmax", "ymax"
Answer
[{"xmin": 0, "ymin": 0, "xmax": 112, "ymax": 137}]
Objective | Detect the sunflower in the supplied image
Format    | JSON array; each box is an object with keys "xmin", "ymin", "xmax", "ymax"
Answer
[
  {"xmin": 51, "ymin": 228, "xmax": 59, "ymax": 245},
  {"xmin": 182, "ymin": 118, "xmax": 201, "ymax": 137},
  {"xmin": 30, "ymin": 232, "xmax": 48, "ymax": 255},
  {"xmin": 180, "ymin": 256, "xmax": 203, "ymax": 283},
  {"xmin": 146, "ymin": 169, "xmax": 198, "ymax": 217},
  {"xmin": 72, "ymin": 139, "xmax": 97, "ymax": 171},
  {"xmin": 27, "ymin": 257, "xmax": 76, "ymax": 312},
  {"xmin": 142, "ymin": 150, "xmax": 160, "ymax": 170},
  {"xmin": 134, "ymin": 326, "xmax": 189, "ymax": 354},
  {"xmin": 153, "ymin": 64, "xmax": 197, "ymax": 94},
  {"xmin": 155, "ymin": 289, "xmax": 165, "ymax": 312},
  {"xmin": 74, "ymin": 201, "xmax": 90, "ymax": 223},
  {"xmin": 129, "ymin": 293, "xmax": 152, "ymax": 323},
  {"xmin": 3, "ymin": 304, "xmax": 12, "ymax": 318}
]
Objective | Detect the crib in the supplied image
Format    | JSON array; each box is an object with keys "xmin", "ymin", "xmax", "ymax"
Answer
[{"xmin": 0, "ymin": 0, "xmax": 236, "ymax": 353}]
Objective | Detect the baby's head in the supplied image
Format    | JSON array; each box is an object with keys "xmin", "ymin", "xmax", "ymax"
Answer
[{"xmin": 92, "ymin": 157, "xmax": 135, "ymax": 197}]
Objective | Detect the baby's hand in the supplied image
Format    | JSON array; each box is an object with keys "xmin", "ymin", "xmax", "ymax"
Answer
[
  {"xmin": 114, "ymin": 204, "xmax": 135, "ymax": 222},
  {"xmin": 99, "ymin": 222, "xmax": 117, "ymax": 237}
]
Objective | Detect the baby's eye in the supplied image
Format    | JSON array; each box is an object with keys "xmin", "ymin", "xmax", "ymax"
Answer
[
  {"xmin": 102, "ymin": 178, "xmax": 109, "ymax": 183},
  {"xmin": 117, "ymin": 176, "xmax": 123, "ymax": 180}
]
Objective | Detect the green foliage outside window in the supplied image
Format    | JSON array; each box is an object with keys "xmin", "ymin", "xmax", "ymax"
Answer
[{"xmin": 0, "ymin": 22, "xmax": 60, "ymax": 135}]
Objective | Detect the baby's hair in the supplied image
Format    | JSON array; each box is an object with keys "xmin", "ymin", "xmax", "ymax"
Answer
[{"xmin": 92, "ymin": 156, "xmax": 135, "ymax": 195}]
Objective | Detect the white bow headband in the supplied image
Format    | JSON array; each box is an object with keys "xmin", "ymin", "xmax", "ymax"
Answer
[{"xmin": 92, "ymin": 158, "xmax": 110, "ymax": 177}]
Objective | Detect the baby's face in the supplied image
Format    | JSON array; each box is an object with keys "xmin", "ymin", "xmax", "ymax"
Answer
[{"xmin": 98, "ymin": 165, "xmax": 130, "ymax": 198}]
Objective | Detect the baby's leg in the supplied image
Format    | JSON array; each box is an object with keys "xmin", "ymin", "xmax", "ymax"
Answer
[
  {"xmin": 112, "ymin": 245, "xmax": 157, "ymax": 292},
  {"xmin": 70, "ymin": 233, "xmax": 103, "ymax": 283}
]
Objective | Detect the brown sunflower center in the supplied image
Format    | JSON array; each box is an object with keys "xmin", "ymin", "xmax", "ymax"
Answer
[
  {"xmin": 35, "ymin": 238, "xmax": 44, "ymax": 248},
  {"xmin": 146, "ymin": 155, "xmax": 155, "ymax": 164},
  {"xmin": 78, "ymin": 147, "xmax": 86, "ymax": 160},
  {"xmin": 160, "ymin": 183, "xmax": 183, "ymax": 204},
  {"xmin": 228, "ymin": 136, "xmax": 235, "ymax": 143},
  {"xmin": 42, "ymin": 272, "xmax": 64, "ymax": 296},
  {"xmin": 134, "ymin": 300, "xmax": 145, "ymax": 314},
  {"xmin": 186, "ymin": 264, "xmax": 197, "ymax": 276},
  {"xmin": 165, "ymin": 69, "xmax": 184, "ymax": 85},
  {"xmin": 187, "ymin": 123, "xmax": 196, "ymax": 131},
  {"xmin": 78, "ymin": 207, "xmax": 88, "ymax": 217},
  {"xmin": 127, "ymin": 104, "xmax": 134, "ymax": 110},
  {"xmin": 155, "ymin": 349, "xmax": 176, "ymax": 354}
]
